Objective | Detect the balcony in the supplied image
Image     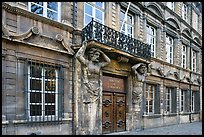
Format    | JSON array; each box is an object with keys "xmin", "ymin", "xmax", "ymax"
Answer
[{"xmin": 82, "ymin": 19, "xmax": 151, "ymax": 61}]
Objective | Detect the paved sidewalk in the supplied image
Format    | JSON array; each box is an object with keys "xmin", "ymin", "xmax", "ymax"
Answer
[{"xmin": 107, "ymin": 121, "xmax": 202, "ymax": 135}]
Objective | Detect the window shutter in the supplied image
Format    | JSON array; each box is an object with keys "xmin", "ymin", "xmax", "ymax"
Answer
[
  {"xmin": 171, "ymin": 88, "xmax": 177, "ymax": 113},
  {"xmin": 154, "ymin": 85, "xmax": 160, "ymax": 114},
  {"xmin": 194, "ymin": 92, "xmax": 200, "ymax": 112},
  {"xmin": 186, "ymin": 89, "xmax": 191, "ymax": 112}
]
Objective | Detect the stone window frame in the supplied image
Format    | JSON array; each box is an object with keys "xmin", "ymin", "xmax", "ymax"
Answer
[
  {"xmin": 27, "ymin": 61, "xmax": 61, "ymax": 122},
  {"xmin": 83, "ymin": 2, "xmax": 105, "ymax": 26},
  {"xmin": 119, "ymin": 8, "xmax": 135, "ymax": 38},
  {"xmin": 28, "ymin": 2, "xmax": 61, "ymax": 22}
]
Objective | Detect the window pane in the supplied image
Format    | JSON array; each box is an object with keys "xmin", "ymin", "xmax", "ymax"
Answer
[
  {"xmin": 47, "ymin": 10, "xmax": 58, "ymax": 21},
  {"xmin": 95, "ymin": 9, "xmax": 102, "ymax": 21},
  {"xmin": 127, "ymin": 25, "xmax": 132, "ymax": 34},
  {"xmin": 127, "ymin": 15, "xmax": 132, "ymax": 24},
  {"xmin": 85, "ymin": 3, "xmax": 92, "ymax": 15},
  {"xmin": 120, "ymin": 11, "xmax": 125, "ymax": 21},
  {"xmin": 45, "ymin": 93, "xmax": 55, "ymax": 103},
  {"xmin": 45, "ymin": 105, "xmax": 55, "ymax": 115},
  {"xmin": 30, "ymin": 79, "xmax": 42, "ymax": 91},
  {"xmin": 35, "ymin": 2, "xmax": 43, "ymax": 6},
  {"xmin": 45, "ymin": 67, "xmax": 56, "ymax": 79},
  {"xmin": 30, "ymin": 65, "xmax": 42, "ymax": 78},
  {"xmin": 96, "ymin": 2, "xmax": 103, "ymax": 8},
  {"xmin": 30, "ymin": 105, "xmax": 42, "ymax": 116},
  {"xmin": 47, "ymin": 2, "xmax": 58, "ymax": 11},
  {"xmin": 31, "ymin": 3, "xmax": 43, "ymax": 16},
  {"xmin": 45, "ymin": 80, "xmax": 55, "ymax": 91},
  {"xmin": 30, "ymin": 92, "xmax": 42, "ymax": 103},
  {"xmin": 85, "ymin": 15, "xmax": 92, "ymax": 25},
  {"xmin": 149, "ymin": 106, "xmax": 152, "ymax": 112}
]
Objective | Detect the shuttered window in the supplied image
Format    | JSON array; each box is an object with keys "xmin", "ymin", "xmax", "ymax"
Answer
[
  {"xmin": 192, "ymin": 91, "xmax": 200, "ymax": 113},
  {"xmin": 165, "ymin": 87, "xmax": 177, "ymax": 114},
  {"xmin": 145, "ymin": 84, "xmax": 160, "ymax": 115},
  {"xmin": 180, "ymin": 89, "xmax": 190, "ymax": 113}
]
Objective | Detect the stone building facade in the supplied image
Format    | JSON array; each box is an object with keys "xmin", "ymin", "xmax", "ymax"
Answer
[{"xmin": 2, "ymin": 2, "xmax": 202, "ymax": 135}]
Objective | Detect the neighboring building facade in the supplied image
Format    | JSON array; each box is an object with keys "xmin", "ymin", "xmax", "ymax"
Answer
[{"xmin": 2, "ymin": 2, "xmax": 202, "ymax": 135}]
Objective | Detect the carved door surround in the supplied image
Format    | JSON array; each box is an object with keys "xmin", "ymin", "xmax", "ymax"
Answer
[{"xmin": 102, "ymin": 75, "xmax": 126, "ymax": 134}]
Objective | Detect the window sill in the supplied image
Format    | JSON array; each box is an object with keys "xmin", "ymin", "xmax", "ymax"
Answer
[
  {"xmin": 179, "ymin": 112, "xmax": 191, "ymax": 115},
  {"xmin": 142, "ymin": 114, "xmax": 162, "ymax": 118},
  {"xmin": 163, "ymin": 113, "xmax": 178, "ymax": 117},
  {"xmin": 2, "ymin": 120, "xmax": 9, "ymax": 125}
]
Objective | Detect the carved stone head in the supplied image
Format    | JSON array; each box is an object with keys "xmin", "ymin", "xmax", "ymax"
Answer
[
  {"xmin": 88, "ymin": 48, "xmax": 101, "ymax": 63},
  {"xmin": 137, "ymin": 63, "xmax": 147, "ymax": 75}
]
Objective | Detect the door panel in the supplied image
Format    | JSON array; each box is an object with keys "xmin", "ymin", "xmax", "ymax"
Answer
[
  {"xmin": 114, "ymin": 93, "xmax": 126, "ymax": 132},
  {"xmin": 102, "ymin": 92, "xmax": 126, "ymax": 134},
  {"xmin": 102, "ymin": 92, "xmax": 114, "ymax": 134}
]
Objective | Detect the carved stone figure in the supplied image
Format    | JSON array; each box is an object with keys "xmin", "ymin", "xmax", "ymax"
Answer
[
  {"xmin": 75, "ymin": 41, "xmax": 111, "ymax": 103},
  {"xmin": 132, "ymin": 63, "xmax": 150, "ymax": 106}
]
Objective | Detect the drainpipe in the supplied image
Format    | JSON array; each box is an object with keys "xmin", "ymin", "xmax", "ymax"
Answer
[
  {"xmin": 72, "ymin": 1, "xmax": 77, "ymax": 135},
  {"xmin": 189, "ymin": 2, "xmax": 193, "ymax": 123}
]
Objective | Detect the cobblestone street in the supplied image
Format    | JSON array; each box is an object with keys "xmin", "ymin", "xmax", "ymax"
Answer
[{"xmin": 107, "ymin": 121, "xmax": 202, "ymax": 135}]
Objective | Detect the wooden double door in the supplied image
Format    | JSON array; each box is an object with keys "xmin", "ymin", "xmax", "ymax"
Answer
[{"xmin": 102, "ymin": 92, "xmax": 126, "ymax": 134}]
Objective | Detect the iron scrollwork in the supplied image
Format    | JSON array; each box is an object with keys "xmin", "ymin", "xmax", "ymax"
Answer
[{"xmin": 82, "ymin": 20, "xmax": 151, "ymax": 60}]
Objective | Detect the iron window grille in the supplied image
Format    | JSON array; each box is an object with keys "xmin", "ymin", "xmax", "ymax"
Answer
[{"xmin": 26, "ymin": 60, "xmax": 64, "ymax": 122}]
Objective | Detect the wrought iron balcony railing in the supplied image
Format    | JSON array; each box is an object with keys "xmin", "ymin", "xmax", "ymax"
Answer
[{"xmin": 82, "ymin": 19, "xmax": 151, "ymax": 60}]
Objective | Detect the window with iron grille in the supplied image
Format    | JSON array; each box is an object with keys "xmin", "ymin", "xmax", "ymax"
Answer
[
  {"xmin": 120, "ymin": 9, "xmax": 134, "ymax": 38},
  {"xmin": 28, "ymin": 2, "xmax": 61, "ymax": 22},
  {"xmin": 26, "ymin": 61, "xmax": 63, "ymax": 122},
  {"xmin": 165, "ymin": 87, "xmax": 177, "ymax": 114},
  {"xmin": 145, "ymin": 84, "xmax": 160, "ymax": 115},
  {"xmin": 84, "ymin": 2, "xmax": 105, "ymax": 26}
]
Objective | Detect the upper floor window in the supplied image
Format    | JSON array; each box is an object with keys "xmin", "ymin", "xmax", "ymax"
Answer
[
  {"xmin": 167, "ymin": 2, "xmax": 174, "ymax": 11},
  {"xmin": 84, "ymin": 2, "xmax": 105, "ymax": 26},
  {"xmin": 28, "ymin": 2, "xmax": 61, "ymax": 22},
  {"xmin": 27, "ymin": 62, "xmax": 63, "ymax": 122},
  {"xmin": 146, "ymin": 24, "xmax": 156, "ymax": 58},
  {"xmin": 120, "ymin": 10, "xmax": 134, "ymax": 38},
  {"xmin": 181, "ymin": 45, "xmax": 187, "ymax": 69},
  {"xmin": 166, "ymin": 35, "xmax": 174, "ymax": 64},
  {"xmin": 182, "ymin": 3, "xmax": 188, "ymax": 21},
  {"xmin": 192, "ymin": 50, "xmax": 197, "ymax": 72}
]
